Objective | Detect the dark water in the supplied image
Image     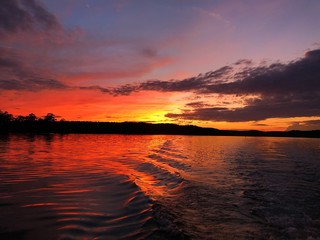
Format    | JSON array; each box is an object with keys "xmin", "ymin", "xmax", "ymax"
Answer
[{"xmin": 0, "ymin": 134, "xmax": 319, "ymax": 239}]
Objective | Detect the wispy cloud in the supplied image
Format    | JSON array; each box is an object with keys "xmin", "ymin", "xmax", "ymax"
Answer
[{"xmin": 192, "ymin": 7, "xmax": 232, "ymax": 26}]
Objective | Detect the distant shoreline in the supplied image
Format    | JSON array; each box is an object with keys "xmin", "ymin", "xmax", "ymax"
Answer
[{"xmin": 1, "ymin": 121, "xmax": 319, "ymax": 138}]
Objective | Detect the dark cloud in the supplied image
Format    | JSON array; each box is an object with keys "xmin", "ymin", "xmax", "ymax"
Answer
[
  {"xmin": 0, "ymin": 58, "xmax": 117, "ymax": 93},
  {"xmin": 0, "ymin": 51, "xmax": 71, "ymax": 91},
  {"xmin": 140, "ymin": 48, "xmax": 158, "ymax": 58},
  {"xmin": 0, "ymin": 2, "xmax": 81, "ymax": 92},
  {"xmin": 112, "ymin": 48, "xmax": 320, "ymax": 97},
  {"xmin": 0, "ymin": 51, "xmax": 26, "ymax": 77},
  {"xmin": 1, "ymin": 3, "xmax": 319, "ymax": 126},
  {"xmin": 252, "ymin": 123, "xmax": 269, "ymax": 127},
  {"xmin": 100, "ymin": 77, "xmax": 206, "ymax": 96},
  {"xmin": 0, "ymin": 0, "xmax": 60, "ymax": 36},
  {"xmin": 109, "ymin": 64, "xmax": 234, "ymax": 95},
  {"xmin": 79, "ymin": 85, "xmax": 110, "ymax": 93},
  {"xmin": 202, "ymin": 54, "xmax": 320, "ymax": 96},
  {"xmin": 305, "ymin": 49, "xmax": 320, "ymax": 59},
  {"xmin": 0, "ymin": 78, "xmax": 68, "ymax": 91},
  {"xmin": 166, "ymin": 96, "xmax": 320, "ymax": 122},
  {"xmin": 112, "ymin": 84, "xmax": 138, "ymax": 95},
  {"xmin": 0, "ymin": 0, "xmax": 73, "ymax": 92},
  {"xmin": 86, "ymin": 48, "xmax": 320, "ymax": 122},
  {"xmin": 139, "ymin": 76, "xmax": 209, "ymax": 92},
  {"xmin": 185, "ymin": 101, "xmax": 211, "ymax": 108},
  {"xmin": 0, "ymin": 51, "xmax": 67, "ymax": 91},
  {"xmin": 287, "ymin": 120, "xmax": 320, "ymax": 131},
  {"xmin": 0, "ymin": 57, "xmax": 21, "ymax": 68},
  {"xmin": 106, "ymin": 48, "xmax": 320, "ymax": 122},
  {"xmin": 234, "ymin": 59, "xmax": 253, "ymax": 65},
  {"xmin": 163, "ymin": 48, "xmax": 320, "ymax": 122},
  {"xmin": 0, "ymin": 52, "xmax": 114, "ymax": 93}
]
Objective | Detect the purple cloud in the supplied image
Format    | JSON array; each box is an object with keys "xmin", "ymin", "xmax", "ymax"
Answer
[
  {"xmin": 162, "ymin": 49, "xmax": 320, "ymax": 121},
  {"xmin": 0, "ymin": 0, "xmax": 60, "ymax": 36}
]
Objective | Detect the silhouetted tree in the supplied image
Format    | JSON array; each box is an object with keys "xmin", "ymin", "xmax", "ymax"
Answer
[
  {"xmin": 26, "ymin": 113, "xmax": 37, "ymax": 122},
  {"xmin": 0, "ymin": 109, "xmax": 318, "ymax": 138},
  {"xmin": 0, "ymin": 111, "xmax": 13, "ymax": 123},
  {"xmin": 15, "ymin": 115, "xmax": 26, "ymax": 122},
  {"xmin": 44, "ymin": 113, "xmax": 56, "ymax": 122}
]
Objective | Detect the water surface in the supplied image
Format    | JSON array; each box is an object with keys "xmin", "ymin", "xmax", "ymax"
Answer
[{"xmin": 0, "ymin": 134, "xmax": 319, "ymax": 239}]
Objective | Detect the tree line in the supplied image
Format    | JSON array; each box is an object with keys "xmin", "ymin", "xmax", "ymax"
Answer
[
  {"xmin": 0, "ymin": 110, "xmax": 319, "ymax": 138},
  {"xmin": 0, "ymin": 111, "xmax": 58, "ymax": 123}
]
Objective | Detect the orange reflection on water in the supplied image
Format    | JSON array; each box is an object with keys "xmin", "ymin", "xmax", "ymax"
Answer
[
  {"xmin": 22, "ymin": 202, "xmax": 58, "ymax": 207},
  {"xmin": 9, "ymin": 134, "xmax": 176, "ymax": 200},
  {"xmin": 2, "ymin": 134, "xmax": 320, "ymax": 239},
  {"xmin": 57, "ymin": 189, "xmax": 93, "ymax": 194},
  {"xmin": 0, "ymin": 134, "xmax": 184, "ymax": 240}
]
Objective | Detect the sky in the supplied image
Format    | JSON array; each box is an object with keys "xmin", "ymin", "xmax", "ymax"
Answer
[{"xmin": 1, "ymin": 0, "xmax": 320, "ymax": 131}]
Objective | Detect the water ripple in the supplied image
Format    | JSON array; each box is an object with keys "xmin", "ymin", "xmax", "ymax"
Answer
[{"xmin": 1, "ymin": 134, "xmax": 320, "ymax": 239}]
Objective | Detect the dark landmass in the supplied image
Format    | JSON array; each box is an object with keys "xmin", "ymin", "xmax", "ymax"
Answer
[
  {"xmin": 1, "ymin": 119, "xmax": 319, "ymax": 138},
  {"xmin": 0, "ymin": 110, "xmax": 319, "ymax": 138}
]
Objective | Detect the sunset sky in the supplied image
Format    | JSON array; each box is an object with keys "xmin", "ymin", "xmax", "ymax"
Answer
[{"xmin": 1, "ymin": 0, "xmax": 320, "ymax": 130}]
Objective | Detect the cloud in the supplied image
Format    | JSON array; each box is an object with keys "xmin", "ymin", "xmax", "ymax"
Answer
[
  {"xmin": 0, "ymin": 0, "xmax": 173, "ymax": 93},
  {"xmin": 0, "ymin": 54, "xmax": 111, "ymax": 92},
  {"xmin": 1, "ymin": 2, "xmax": 319, "ymax": 123},
  {"xmin": 2, "ymin": 32, "xmax": 320, "ymax": 124},
  {"xmin": 0, "ymin": 0, "xmax": 75, "ymax": 91},
  {"xmin": 0, "ymin": 47, "xmax": 69, "ymax": 91},
  {"xmin": 78, "ymin": 85, "xmax": 110, "ymax": 93},
  {"xmin": 165, "ymin": 97, "xmax": 320, "ymax": 122},
  {"xmin": 192, "ymin": 7, "xmax": 232, "ymax": 26},
  {"xmin": 108, "ymin": 65, "xmax": 234, "ymax": 95},
  {"xmin": 0, "ymin": 0, "xmax": 60, "ymax": 36},
  {"xmin": 44, "ymin": 47, "xmax": 319, "ymax": 123},
  {"xmin": 0, "ymin": 57, "xmax": 21, "ymax": 69},
  {"xmin": 113, "ymin": 48, "xmax": 319, "ymax": 97},
  {"xmin": 0, "ymin": 78, "xmax": 68, "ymax": 91},
  {"xmin": 185, "ymin": 101, "xmax": 211, "ymax": 108},
  {"xmin": 287, "ymin": 120, "xmax": 320, "ymax": 131},
  {"xmin": 161, "ymin": 48, "xmax": 320, "ymax": 122},
  {"xmin": 202, "ymin": 50, "xmax": 320, "ymax": 95}
]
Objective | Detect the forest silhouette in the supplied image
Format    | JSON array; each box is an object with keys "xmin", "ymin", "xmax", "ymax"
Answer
[{"xmin": 0, "ymin": 110, "xmax": 319, "ymax": 138}]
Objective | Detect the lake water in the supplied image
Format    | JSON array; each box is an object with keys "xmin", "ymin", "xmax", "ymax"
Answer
[{"xmin": 0, "ymin": 134, "xmax": 319, "ymax": 239}]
